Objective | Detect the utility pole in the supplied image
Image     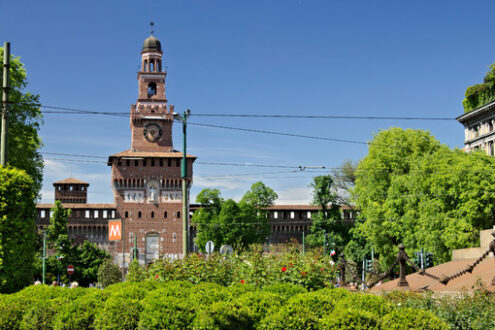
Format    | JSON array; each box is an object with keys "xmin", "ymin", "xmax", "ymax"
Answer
[
  {"xmin": 1, "ymin": 42, "xmax": 10, "ymax": 166},
  {"xmin": 173, "ymin": 109, "xmax": 191, "ymax": 258},
  {"xmin": 42, "ymin": 231, "xmax": 46, "ymax": 284},
  {"xmin": 133, "ymin": 233, "xmax": 138, "ymax": 261},
  {"xmin": 302, "ymin": 231, "xmax": 305, "ymax": 256},
  {"xmin": 121, "ymin": 219, "xmax": 125, "ymax": 280}
]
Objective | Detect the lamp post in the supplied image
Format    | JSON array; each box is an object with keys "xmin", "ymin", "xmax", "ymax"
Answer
[{"xmin": 173, "ymin": 109, "xmax": 191, "ymax": 258}]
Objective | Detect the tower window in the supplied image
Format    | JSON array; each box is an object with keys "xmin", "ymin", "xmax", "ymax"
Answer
[
  {"xmin": 135, "ymin": 160, "xmax": 138, "ymax": 166},
  {"xmin": 164, "ymin": 211, "xmax": 167, "ymax": 218},
  {"xmin": 138, "ymin": 211, "xmax": 142, "ymax": 218},
  {"xmin": 125, "ymin": 211, "xmax": 128, "ymax": 218},
  {"xmin": 148, "ymin": 83, "xmax": 157, "ymax": 97},
  {"xmin": 168, "ymin": 158, "xmax": 171, "ymax": 167},
  {"xmin": 150, "ymin": 60, "xmax": 155, "ymax": 72},
  {"xmin": 151, "ymin": 211, "xmax": 154, "ymax": 218},
  {"xmin": 151, "ymin": 159, "xmax": 155, "ymax": 166},
  {"xmin": 144, "ymin": 59, "xmax": 148, "ymax": 72},
  {"xmin": 177, "ymin": 211, "xmax": 181, "ymax": 218}
]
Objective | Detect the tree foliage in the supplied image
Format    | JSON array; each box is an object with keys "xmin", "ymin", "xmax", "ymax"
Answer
[
  {"xmin": 306, "ymin": 175, "xmax": 349, "ymax": 250},
  {"xmin": 354, "ymin": 128, "xmax": 495, "ymax": 268},
  {"xmin": 463, "ymin": 62, "xmax": 495, "ymax": 113},
  {"xmin": 193, "ymin": 182, "xmax": 276, "ymax": 251},
  {"xmin": 0, "ymin": 47, "xmax": 43, "ymax": 193},
  {"xmin": 0, "ymin": 166, "xmax": 37, "ymax": 293}
]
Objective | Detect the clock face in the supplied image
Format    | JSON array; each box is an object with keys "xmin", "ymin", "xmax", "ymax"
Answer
[{"xmin": 143, "ymin": 123, "xmax": 162, "ymax": 142}]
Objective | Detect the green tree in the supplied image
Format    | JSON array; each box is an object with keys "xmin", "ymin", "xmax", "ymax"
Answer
[
  {"xmin": 331, "ymin": 160, "xmax": 357, "ymax": 206},
  {"xmin": 306, "ymin": 175, "xmax": 349, "ymax": 250},
  {"xmin": 354, "ymin": 128, "xmax": 495, "ymax": 268},
  {"xmin": 193, "ymin": 184, "xmax": 275, "ymax": 251},
  {"xmin": 0, "ymin": 166, "xmax": 37, "ymax": 292},
  {"xmin": 0, "ymin": 47, "xmax": 43, "ymax": 193},
  {"xmin": 74, "ymin": 241, "xmax": 110, "ymax": 286},
  {"xmin": 241, "ymin": 181, "xmax": 278, "ymax": 209},
  {"xmin": 97, "ymin": 260, "xmax": 121, "ymax": 288}
]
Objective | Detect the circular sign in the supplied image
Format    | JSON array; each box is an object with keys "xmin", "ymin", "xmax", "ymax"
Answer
[
  {"xmin": 67, "ymin": 265, "xmax": 75, "ymax": 275},
  {"xmin": 219, "ymin": 245, "xmax": 234, "ymax": 255},
  {"xmin": 205, "ymin": 241, "xmax": 214, "ymax": 254}
]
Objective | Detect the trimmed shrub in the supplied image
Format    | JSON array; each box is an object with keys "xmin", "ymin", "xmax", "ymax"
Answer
[
  {"xmin": 93, "ymin": 284, "xmax": 147, "ymax": 329},
  {"xmin": 259, "ymin": 303, "xmax": 319, "ymax": 329},
  {"xmin": 262, "ymin": 282, "xmax": 307, "ymax": 300},
  {"xmin": 319, "ymin": 308, "xmax": 379, "ymax": 329},
  {"xmin": 52, "ymin": 289, "xmax": 110, "ymax": 330},
  {"xmin": 335, "ymin": 292, "xmax": 392, "ymax": 316},
  {"xmin": 139, "ymin": 293, "xmax": 195, "ymax": 329},
  {"xmin": 188, "ymin": 282, "xmax": 229, "ymax": 307},
  {"xmin": 285, "ymin": 291, "xmax": 336, "ymax": 318},
  {"xmin": 193, "ymin": 301, "xmax": 253, "ymax": 330},
  {"xmin": 19, "ymin": 299, "xmax": 57, "ymax": 330},
  {"xmin": 381, "ymin": 308, "xmax": 449, "ymax": 330}
]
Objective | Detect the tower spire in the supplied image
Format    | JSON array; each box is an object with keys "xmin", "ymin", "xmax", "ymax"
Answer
[{"xmin": 150, "ymin": 21, "xmax": 154, "ymax": 35}]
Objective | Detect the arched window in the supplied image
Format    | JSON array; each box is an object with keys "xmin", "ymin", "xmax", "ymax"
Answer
[
  {"xmin": 148, "ymin": 83, "xmax": 157, "ymax": 97},
  {"xmin": 144, "ymin": 59, "xmax": 148, "ymax": 71},
  {"xmin": 164, "ymin": 211, "xmax": 167, "ymax": 218},
  {"xmin": 151, "ymin": 211, "xmax": 155, "ymax": 218},
  {"xmin": 150, "ymin": 60, "xmax": 155, "ymax": 72},
  {"xmin": 138, "ymin": 211, "xmax": 142, "ymax": 218},
  {"xmin": 125, "ymin": 211, "xmax": 128, "ymax": 218}
]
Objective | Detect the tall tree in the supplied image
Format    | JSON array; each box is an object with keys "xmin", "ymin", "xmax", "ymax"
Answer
[
  {"xmin": 306, "ymin": 175, "xmax": 349, "ymax": 250},
  {"xmin": 0, "ymin": 47, "xmax": 43, "ymax": 193},
  {"xmin": 354, "ymin": 128, "xmax": 495, "ymax": 268},
  {"xmin": 0, "ymin": 167, "xmax": 37, "ymax": 292},
  {"xmin": 331, "ymin": 160, "xmax": 357, "ymax": 206},
  {"xmin": 241, "ymin": 181, "xmax": 278, "ymax": 209}
]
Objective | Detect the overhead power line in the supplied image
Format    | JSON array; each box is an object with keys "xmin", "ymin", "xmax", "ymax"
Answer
[{"xmin": 39, "ymin": 105, "xmax": 456, "ymax": 121}]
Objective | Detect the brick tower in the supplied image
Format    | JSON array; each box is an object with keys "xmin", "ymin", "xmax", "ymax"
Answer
[{"xmin": 108, "ymin": 32, "xmax": 195, "ymax": 267}]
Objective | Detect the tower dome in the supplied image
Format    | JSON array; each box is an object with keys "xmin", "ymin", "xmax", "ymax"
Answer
[{"xmin": 143, "ymin": 35, "xmax": 162, "ymax": 52}]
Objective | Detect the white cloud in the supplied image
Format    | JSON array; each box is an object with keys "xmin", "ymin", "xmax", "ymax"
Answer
[{"xmin": 275, "ymin": 186, "xmax": 312, "ymax": 205}]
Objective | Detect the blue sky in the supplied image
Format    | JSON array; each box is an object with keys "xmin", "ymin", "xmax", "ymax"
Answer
[{"xmin": 2, "ymin": 0, "xmax": 495, "ymax": 204}]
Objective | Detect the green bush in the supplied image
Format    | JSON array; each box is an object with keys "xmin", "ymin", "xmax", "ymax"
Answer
[
  {"xmin": 139, "ymin": 293, "xmax": 195, "ymax": 329},
  {"xmin": 52, "ymin": 289, "xmax": 110, "ymax": 330},
  {"xmin": 93, "ymin": 284, "xmax": 147, "ymax": 329},
  {"xmin": 380, "ymin": 308, "xmax": 449, "ymax": 330},
  {"xmin": 262, "ymin": 282, "xmax": 307, "ymax": 300},
  {"xmin": 193, "ymin": 301, "xmax": 253, "ymax": 330},
  {"xmin": 319, "ymin": 308, "xmax": 379, "ymax": 329},
  {"xmin": 335, "ymin": 292, "xmax": 392, "ymax": 316},
  {"xmin": 19, "ymin": 299, "xmax": 57, "ymax": 330},
  {"xmin": 97, "ymin": 260, "xmax": 121, "ymax": 288},
  {"xmin": 285, "ymin": 291, "xmax": 336, "ymax": 318},
  {"xmin": 259, "ymin": 303, "xmax": 319, "ymax": 329}
]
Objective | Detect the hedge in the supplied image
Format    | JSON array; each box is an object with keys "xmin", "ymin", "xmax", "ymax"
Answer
[{"xmin": 0, "ymin": 281, "xmax": 451, "ymax": 329}]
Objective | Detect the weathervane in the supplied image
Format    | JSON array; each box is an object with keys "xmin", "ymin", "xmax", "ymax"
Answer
[{"xmin": 150, "ymin": 21, "xmax": 154, "ymax": 35}]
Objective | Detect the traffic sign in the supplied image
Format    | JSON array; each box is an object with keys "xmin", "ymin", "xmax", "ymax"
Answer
[
  {"xmin": 67, "ymin": 264, "xmax": 75, "ymax": 275},
  {"xmin": 205, "ymin": 241, "xmax": 214, "ymax": 254},
  {"xmin": 109, "ymin": 220, "xmax": 122, "ymax": 241},
  {"xmin": 219, "ymin": 244, "xmax": 233, "ymax": 255}
]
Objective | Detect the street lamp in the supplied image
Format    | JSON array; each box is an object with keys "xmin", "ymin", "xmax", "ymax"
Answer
[{"xmin": 172, "ymin": 109, "xmax": 191, "ymax": 258}]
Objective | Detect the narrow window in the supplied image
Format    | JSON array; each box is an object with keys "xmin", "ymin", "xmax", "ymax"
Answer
[
  {"xmin": 112, "ymin": 210, "xmax": 115, "ymax": 218},
  {"xmin": 81, "ymin": 186, "xmax": 85, "ymax": 191},
  {"xmin": 94, "ymin": 210, "xmax": 99, "ymax": 218},
  {"xmin": 290, "ymin": 211, "xmax": 295, "ymax": 219},
  {"xmin": 307, "ymin": 211, "xmax": 312, "ymax": 219},
  {"xmin": 159, "ymin": 158, "xmax": 163, "ymax": 167},
  {"xmin": 176, "ymin": 159, "xmax": 180, "ymax": 167},
  {"xmin": 274, "ymin": 211, "xmax": 278, "ymax": 219},
  {"xmin": 135, "ymin": 160, "xmax": 138, "ymax": 166},
  {"xmin": 150, "ymin": 60, "xmax": 155, "ymax": 72},
  {"xmin": 70, "ymin": 185, "xmax": 73, "ymax": 191},
  {"xmin": 177, "ymin": 211, "xmax": 181, "ymax": 218},
  {"xmin": 148, "ymin": 83, "xmax": 157, "ymax": 97},
  {"xmin": 168, "ymin": 158, "xmax": 171, "ymax": 167},
  {"xmin": 144, "ymin": 59, "xmax": 148, "ymax": 71},
  {"xmin": 164, "ymin": 211, "xmax": 167, "ymax": 218},
  {"xmin": 103, "ymin": 210, "xmax": 108, "ymax": 218},
  {"xmin": 143, "ymin": 159, "xmax": 147, "ymax": 166},
  {"xmin": 40, "ymin": 210, "xmax": 46, "ymax": 218},
  {"xmin": 85, "ymin": 210, "xmax": 90, "ymax": 218},
  {"xmin": 151, "ymin": 159, "xmax": 155, "ymax": 166},
  {"xmin": 125, "ymin": 211, "xmax": 128, "ymax": 218},
  {"xmin": 138, "ymin": 211, "xmax": 142, "ymax": 218},
  {"xmin": 172, "ymin": 232, "xmax": 177, "ymax": 243},
  {"xmin": 57, "ymin": 186, "xmax": 61, "ymax": 191},
  {"xmin": 126, "ymin": 160, "xmax": 130, "ymax": 166}
]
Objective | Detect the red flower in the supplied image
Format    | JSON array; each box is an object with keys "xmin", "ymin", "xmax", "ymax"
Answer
[
  {"xmin": 320, "ymin": 268, "xmax": 324, "ymax": 271},
  {"xmin": 155, "ymin": 275, "xmax": 159, "ymax": 279},
  {"xmin": 290, "ymin": 262, "xmax": 294, "ymax": 266},
  {"xmin": 301, "ymin": 271, "xmax": 307, "ymax": 277},
  {"xmin": 240, "ymin": 280, "xmax": 245, "ymax": 284},
  {"xmin": 281, "ymin": 267, "xmax": 287, "ymax": 272}
]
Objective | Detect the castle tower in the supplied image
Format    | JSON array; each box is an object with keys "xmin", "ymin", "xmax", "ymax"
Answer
[
  {"xmin": 108, "ymin": 30, "xmax": 195, "ymax": 267},
  {"xmin": 53, "ymin": 178, "xmax": 89, "ymax": 204}
]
